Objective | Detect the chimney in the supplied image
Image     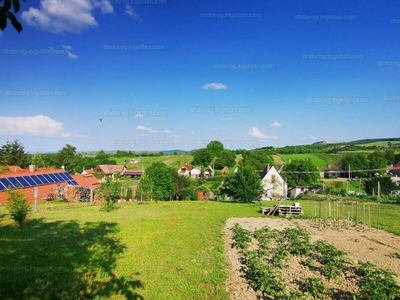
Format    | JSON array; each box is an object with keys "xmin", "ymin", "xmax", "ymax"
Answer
[{"xmin": 29, "ymin": 165, "xmax": 36, "ymax": 172}]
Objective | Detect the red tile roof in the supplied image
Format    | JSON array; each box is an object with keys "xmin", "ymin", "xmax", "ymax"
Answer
[
  {"xmin": 180, "ymin": 164, "xmax": 192, "ymax": 171},
  {"xmin": 0, "ymin": 167, "xmax": 62, "ymax": 178},
  {"xmin": 95, "ymin": 165, "xmax": 125, "ymax": 175},
  {"xmin": 72, "ymin": 174, "xmax": 101, "ymax": 188}
]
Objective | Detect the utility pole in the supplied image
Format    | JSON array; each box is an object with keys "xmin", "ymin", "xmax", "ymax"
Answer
[{"xmin": 348, "ymin": 164, "xmax": 351, "ymax": 180}]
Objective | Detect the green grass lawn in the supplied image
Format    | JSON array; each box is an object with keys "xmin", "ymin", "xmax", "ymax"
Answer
[
  {"xmin": 0, "ymin": 201, "xmax": 259, "ymax": 300},
  {"xmin": 280, "ymin": 153, "xmax": 329, "ymax": 169},
  {"xmin": 1, "ymin": 200, "xmax": 399, "ymax": 299}
]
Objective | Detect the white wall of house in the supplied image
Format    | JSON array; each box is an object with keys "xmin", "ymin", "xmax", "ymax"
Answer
[
  {"xmin": 261, "ymin": 166, "xmax": 287, "ymax": 200},
  {"xmin": 290, "ymin": 187, "xmax": 309, "ymax": 198}
]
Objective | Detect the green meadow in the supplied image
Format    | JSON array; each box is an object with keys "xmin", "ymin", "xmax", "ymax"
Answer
[
  {"xmin": 280, "ymin": 154, "xmax": 329, "ymax": 169},
  {"xmin": 0, "ymin": 200, "xmax": 399, "ymax": 299}
]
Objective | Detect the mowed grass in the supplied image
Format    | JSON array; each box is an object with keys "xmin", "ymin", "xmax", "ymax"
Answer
[
  {"xmin": 0, "ymin": 201, "xmax": 260, "ymax": 300},
  {"xmin": 280, "ymin": 153, "xmax": 329, "ymax": 169}
]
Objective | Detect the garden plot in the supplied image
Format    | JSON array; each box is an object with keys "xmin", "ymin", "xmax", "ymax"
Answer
[{"xmin": 224, "ymin": 218, "xmax": 400, "ymax": 299}]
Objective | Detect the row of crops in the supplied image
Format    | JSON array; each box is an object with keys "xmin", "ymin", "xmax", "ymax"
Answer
[{"xmin": 231, "ymin": 224, "xmax": 400, "ymax": 299}]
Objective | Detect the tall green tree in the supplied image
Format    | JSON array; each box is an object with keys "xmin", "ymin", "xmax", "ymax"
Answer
[
  {"xmin": 341, "ymin": 153, "xmax": 369, "ymax": 178},
  {"xmin": 282, "ymin": 159, "xmax": 320, "ymax": 188},
  {"xmin": 0, "ymin": 140, "xmax": 30, "ymax": 168},
  {"xmin": 368, "ymin": 151, "xmax": 388, "ymax": 175},
  {"xmin": 31, "ymin": 153, "xmax": 45, "ymax": 168},
  {"xmin": 170, "ymin": 168, "xmax": 191, "ymax": 200},
  {"xmin": 206, "ymin": 141, "xmax": 224, "ymax": 157},
  {"xmin": 221, "ymin": 163, "xmax": 262, "ymax": 202},
  {"xmin": 136, "ymin": 173, "xmax": 153, "ymax": 201},
  {"xmin": 144, "ymin": 162, "xmax": 174, "ymax": 201},
  {"xmin": 54, "ymin": 144, "xmax": 77, "ymax": 173},
  {"xmin": 192, "ymin": 148, "xmax": 213, "ymax": 167},
  {"xmin": 241, "ymin": 150, "xmax": 273, "ymax": 170},
  {"xmin": 214, "ymin": 150, "xmax": 236, "ymax": 169}
]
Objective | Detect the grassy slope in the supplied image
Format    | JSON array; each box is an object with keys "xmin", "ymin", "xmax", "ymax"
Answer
[{"xmin": 280, "ymin": 153, "xmax": 329, "ymax": 169}]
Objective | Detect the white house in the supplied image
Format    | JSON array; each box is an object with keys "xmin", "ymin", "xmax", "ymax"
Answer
[
  {"xmin": 289, "ymin": 186, "xmax": 319, "ymax": 198},
  {"xmin": 260, "ymin": 165, "xmax": 287, "ymax": 200},
  {"xmin": 190, "ymin": 167, "xmax": 201, "ymax": 179}
]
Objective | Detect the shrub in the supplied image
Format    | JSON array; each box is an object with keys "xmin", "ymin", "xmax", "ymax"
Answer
[{"xmin": 6, "ymin": 190, "xmax": 32, "ymax": 229}]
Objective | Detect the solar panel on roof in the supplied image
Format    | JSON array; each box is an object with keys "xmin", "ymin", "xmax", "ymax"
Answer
[
  {"xmin": 59, "ymin": 173, "xmax": 69, "ymax": 180},
  {"xmin": 8, "ymin": 177, "xmax": 24, "ymax": 188},
  {"xmin": 43, "ymin": 174, "xmax": 53, "ymax": 183},
  {"xmin": 0, "ymin": 178, "xmax": 15, "ymax": 189},
  {"xmin": 53, "ymin": 173, "xmax": 64, "ymax": 181},
  {"xmin": 0, "ymin": 180, "xmax": 7, "ymax": 191},
  {"xmin": 30, "ymin": 175, "xmax": 43, "ymax": 185},
  {"xmin": 47, "ymin": 173, "xmax": 58, "ymax": 182},
  {"xmin": 16, "ymin": 177, "xmax": 31, "ymax": 187},
  {"xmin": 24, "ymin": 176, "xmax": 36, "ymax": 186},
  {"xmin": 36, "ymin": 174, "xmax": 49, "ymax": 184}
]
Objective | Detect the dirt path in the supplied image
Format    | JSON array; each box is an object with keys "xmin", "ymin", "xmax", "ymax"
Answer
[{"xmin": 224, "ymin": 217, "xmax": 400, "ymax": 299}]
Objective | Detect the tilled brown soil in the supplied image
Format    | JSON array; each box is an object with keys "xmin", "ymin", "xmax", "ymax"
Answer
[{"xmin": 224, "ymin": 218, "xmax": 400, "ymax": 299}]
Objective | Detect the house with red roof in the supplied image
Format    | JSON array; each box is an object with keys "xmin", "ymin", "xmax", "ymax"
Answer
[
  {"xmin": 178, "ymin": 164, "xmax": 192, "ymax": 176},
  {"xmin": 389, "ymin": 162, "xmax": 400, "ymax": 177}
]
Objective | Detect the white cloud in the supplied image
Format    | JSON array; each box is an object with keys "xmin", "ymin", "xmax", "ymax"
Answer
[
  {"xmin": 309, "ymin": 134, "xmax": 317, "ymax": 140},
  {"xmin": 248, "ymin": 127, "xmax": 266, "ymax": 139},
  {"xmin": 134, "ymin": 113, "xmax": 143, "ymax": 118},
  {"xmin": 248, "ymin": 126, "xmax": 278, "ymax": 140},
  {"xmin": 125, "ymin": 4, "xmax": 140, "ymax": 19},
  {"xmin": 0, "ymin": 115, "xmax": 64, "ymax": 136},
  {"xmin": 136, "ymin": 125, "xmax": 157, "ymax": 133},
  {"xmin": 21, "ymin": 0, "xmax": 114, "ymax": 34},
  {"xmin": 169, "ymin": 134, "xmax": 180, "ymax": 138},
  {"xmin": 202, "ymin": 82, "xmax": 227, "ymax": 90},
  {"xmin": 61, "ymin": 44, "xmax": 79, "ymax": 59},
  {"xmin": 270, "ymin": 121, "xmax": 281, "ymax": 128},
  {"xmin": 221, "ymin": 117, "xmax": 233, "ymax": 121}
]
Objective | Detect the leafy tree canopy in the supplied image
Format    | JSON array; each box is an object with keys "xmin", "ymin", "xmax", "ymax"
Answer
[
  {"xmin": 192, "ymin": 148, "xmax": 213, "ymax": 167},
  {"xmin": 145, "ymin": 162, "xmax": 174, "ymax": 201},
  {"xmin": 0, "ymin": 139, "xmax": 30, "ymax": 168},
  {"xmin": 282, "ymin": 159, "xmax": 320, "ymax": 188},
  {"xmin": 221, "ymin": 163, "xmax": 262, "ymax": 202}
]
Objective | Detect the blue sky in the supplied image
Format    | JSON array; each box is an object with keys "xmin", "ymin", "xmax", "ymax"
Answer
[{"xmin": 1, "ymin": 0, "xmax": 399, "ymax": 152}]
